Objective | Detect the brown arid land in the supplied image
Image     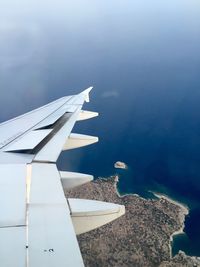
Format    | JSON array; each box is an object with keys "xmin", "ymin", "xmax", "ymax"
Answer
[{"xmin": 66, "ymin": 176, "xmax": 200, "ymax": 267}]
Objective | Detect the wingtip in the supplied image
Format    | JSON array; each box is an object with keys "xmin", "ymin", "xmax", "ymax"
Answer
[{"xmin": 80, "ymin": 86, "xmax": 93, "ymax": 102}]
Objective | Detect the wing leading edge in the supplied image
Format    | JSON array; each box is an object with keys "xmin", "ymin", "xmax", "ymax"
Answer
[{"xmin": 0, "ymin": 87, "xmax": 125, "ymax": 267}]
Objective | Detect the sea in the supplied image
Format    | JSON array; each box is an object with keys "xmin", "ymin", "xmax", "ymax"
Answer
[{"xmin": 0, "ymin": 0, "xmax": 200, "ymax": 258}]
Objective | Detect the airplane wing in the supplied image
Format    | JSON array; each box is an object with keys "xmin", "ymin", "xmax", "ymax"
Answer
[{"xmin": 0, "ymin": 87, "xmax": 125, "ymax": 267}]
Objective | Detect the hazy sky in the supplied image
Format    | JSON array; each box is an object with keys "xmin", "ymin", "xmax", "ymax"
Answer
[{"xmin": 0, "ymin": 0, "xmax": 200, "ymax": 119}]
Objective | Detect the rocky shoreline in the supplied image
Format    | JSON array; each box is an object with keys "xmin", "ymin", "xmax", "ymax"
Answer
[
  {"xmin": 65, "ymin": 176, "xmax": 200, "ymax": 267},
  {"xmin": 151, "ymin": 192, "xmax": 189, "ymax": 258}
]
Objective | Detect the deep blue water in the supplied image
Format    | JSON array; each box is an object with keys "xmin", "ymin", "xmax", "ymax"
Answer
[{"xmin": 0, "ymin": 0, "xmax": 200, "ymax": 257}]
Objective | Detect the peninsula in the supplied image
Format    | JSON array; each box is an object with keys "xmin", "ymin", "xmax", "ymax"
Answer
[{"xmin": 65, "ymin": 176, "xmax": 200, "ymax": 267}]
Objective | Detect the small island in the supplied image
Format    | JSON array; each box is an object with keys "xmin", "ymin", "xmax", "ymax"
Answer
[
  {"xmin": 114, "ymin": 161, "xmax": 127, "ymax": 169},
  {"xmin": 65, "ymin": 176, "xmax": 200, "ymax": 267}
]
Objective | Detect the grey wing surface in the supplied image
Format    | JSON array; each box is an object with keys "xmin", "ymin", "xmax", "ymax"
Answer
[{"xmin": 0, "ymin": 87, "xmax": 125, "ymax": 267}]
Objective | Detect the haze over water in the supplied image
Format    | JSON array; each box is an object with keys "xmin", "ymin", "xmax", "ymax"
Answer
[{"xmin": 0, "ymin": 0, "xmax": 200, "ymax": 256}]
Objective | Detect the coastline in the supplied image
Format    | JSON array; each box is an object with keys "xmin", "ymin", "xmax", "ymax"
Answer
[
  {"xmin": 113, "ymin": 175, "xmax": 144, "ymax": 199},
  {"xmin": 66, "ymin": 175, "xmax": 200, "ymax": 266},
  {"xmin": 151, "ymin": 191, "xmax": 189, "ymax": 258},
  {"xmin": 116, "ymin": 181, "xmax": 189, "ymax": 258},
  {"xmin": 151, "ymin": 192, "xmax": 189, "ymax": 215},
  {"xmin": 114, "ymin": 177, "xmax": 189, "ymax": 258},
  {"xmin": 169, "ymin": 228, "xmax": 186, "ymax": 257}
]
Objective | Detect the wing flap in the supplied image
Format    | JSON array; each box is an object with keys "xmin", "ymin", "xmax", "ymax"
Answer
[
  {"xmin": 28, "ymin": 204, "xmax": 84, "ymax": 267},
  {"xmin": 34, "ymin": 105, "xmax": 77, "ymax": 130},
  {"xmin": 0, "ymin": 226, "xmax": 26, "ymax": 267},
  {"xmin": 4, "ymin": 130, "xmax": 52, "ymax": 152},
  {"xmin": 0, "ymin": 97, "xmax": 70, "ymax": 150},
  {"xmin": 28, "ymin": 163, "xmax": 84, "ymax": 267},
  {"xmin": 30, "ymin": 163, "xmax": 66, "ymax": 204},
  {"xmin": 0, "ymin": 164, "xmax": 27, "ymax": 227},
  {"xmin": 34, "ymin": 109, "xmax": 81, "ymax": 162}
]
